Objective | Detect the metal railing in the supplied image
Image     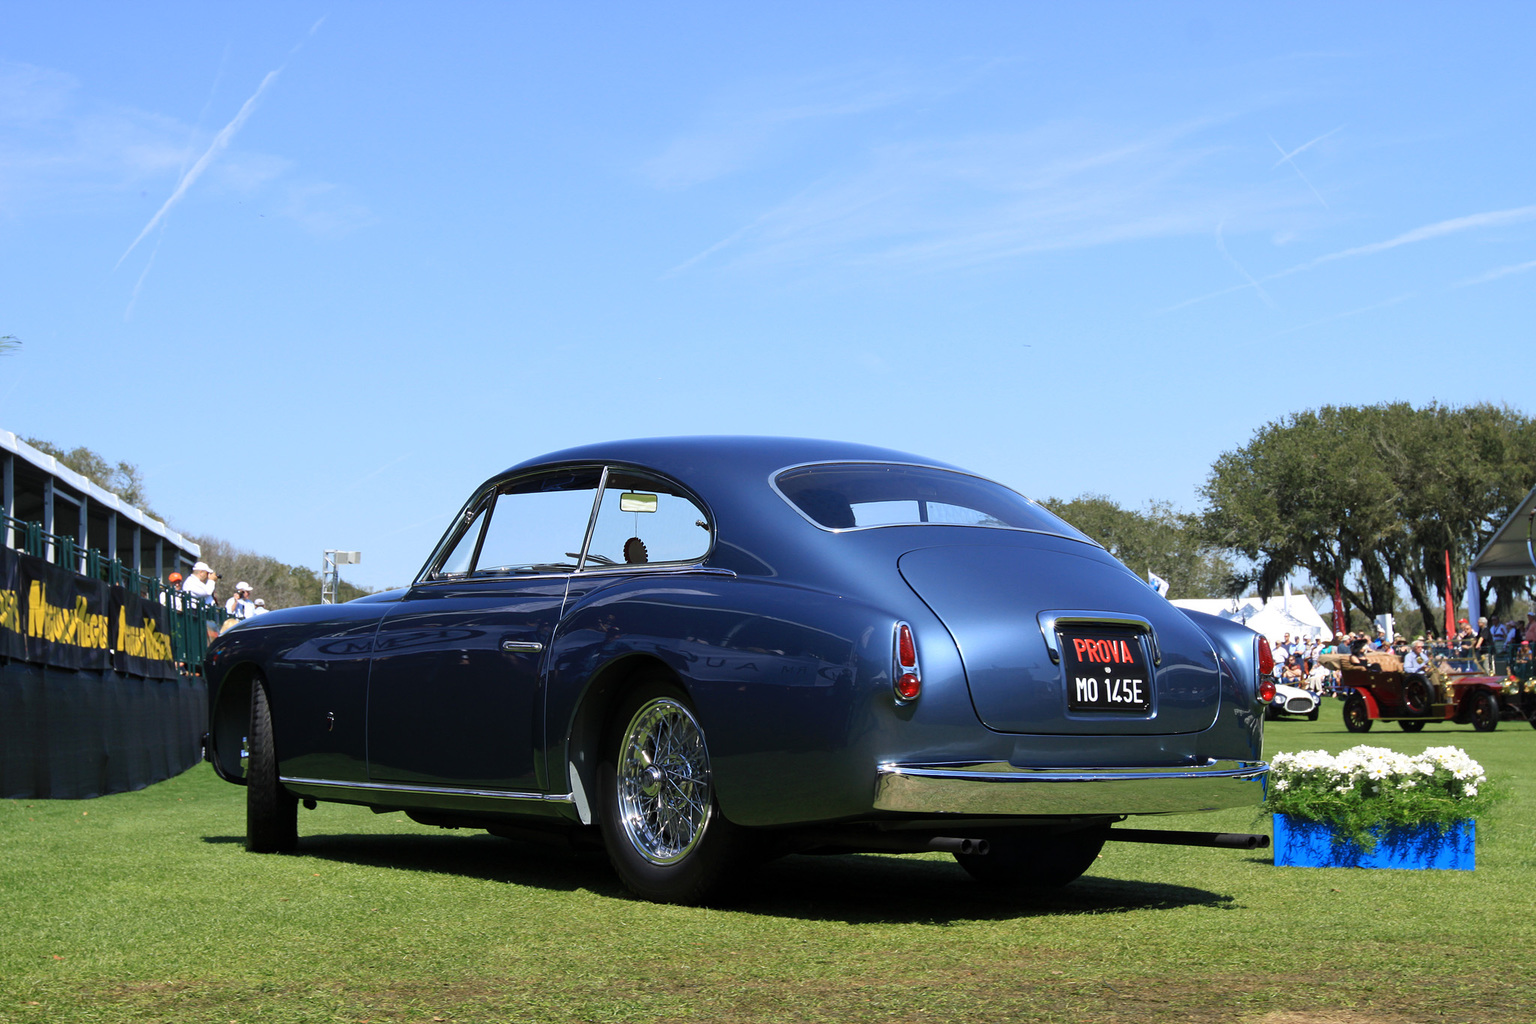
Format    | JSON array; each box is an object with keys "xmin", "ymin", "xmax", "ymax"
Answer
[{"xmin": 3, "ymin": 511, "xmax": 220, "ymax": 673}]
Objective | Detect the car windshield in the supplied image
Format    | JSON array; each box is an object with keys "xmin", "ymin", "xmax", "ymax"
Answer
[{"xmin": 774, "ymin": 463, "xmax": 1089, "ymax": 541}]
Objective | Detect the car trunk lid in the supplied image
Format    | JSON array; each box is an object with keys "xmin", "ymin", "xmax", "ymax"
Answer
[{"xmin": 898, "ymin": 540, "xmax": 1221, "ymax": 735}]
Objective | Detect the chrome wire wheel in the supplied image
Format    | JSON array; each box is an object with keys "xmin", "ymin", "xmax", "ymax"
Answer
[{"xmin": 615, "ymin": 697, "xmax": 713, "ymax": 865}]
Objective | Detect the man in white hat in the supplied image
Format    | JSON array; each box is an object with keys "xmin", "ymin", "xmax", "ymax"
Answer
[
  {"xmin": 183, "ymin": 561, "xmax": 218, "ymax": 606},
  {"xmin": 225, "ymin": 582, "xmax": 257, "ymax": 621}
]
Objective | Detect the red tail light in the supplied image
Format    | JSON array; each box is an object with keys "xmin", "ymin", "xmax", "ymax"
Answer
[
  {"xmin": 1256, "ymin": 636, "xmax": 1275, "ymax": 704},
  {"xmin": 893, "ymin": 622, "xmax": 921, "ymax": 702}
]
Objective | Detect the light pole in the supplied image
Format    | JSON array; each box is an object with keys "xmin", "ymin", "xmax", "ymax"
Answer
[{"xmin": 321, "ymin": 549, "xmax": 361, "ymax": 604}]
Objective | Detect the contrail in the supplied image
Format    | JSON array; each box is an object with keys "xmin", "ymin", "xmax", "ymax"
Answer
[
  {"xmin": 1159, "ymin": 203, "xmax": 1536, "ymax": 314},
  {"xmin": 115, "ymin": 68, "xmax": 282, "ymax": 270},
  {"xmin": 1215, "ymin": 220, "xmax": 1275, "ymax": 309},
  {"xmin": 113, "ymin": 17, "xmax": 324, "ymax": 273},
  {"xmin": 1454, "ymin": 258, "xmax": 1536, "ymax": 288},
  {"xmin": 1271, "ymin": 125, "xmax": 1344, "ymax": 168},
  {"xmin": 1269, "ymin": 126, "xmax": 1342, "ymax": 208},
  {"xmin": 124, "ymin": 44, "xmax": 233, "ymax": 319}
]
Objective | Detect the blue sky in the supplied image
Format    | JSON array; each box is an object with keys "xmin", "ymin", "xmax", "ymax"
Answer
[{"xmin": 2, "ymin": 3, "xmax": 1532, "ymax": 590}]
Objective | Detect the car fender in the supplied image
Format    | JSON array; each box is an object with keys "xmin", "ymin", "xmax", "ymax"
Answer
[
  {"xmin": 545, "ymin": 572, "xmax": 956, "ymax": 827},
  {"xmin": 204, "ymin": 600, "xmax": 393, "ymax": 785}
]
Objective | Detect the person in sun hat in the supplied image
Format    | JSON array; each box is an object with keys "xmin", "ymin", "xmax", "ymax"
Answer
[
  {"xmin": 225, "ymin": 582, "xmax": 257, "ymax": 621},
  {"xmin": 183, "ymin": 561, "xmax": 218, "ymax": 606}
]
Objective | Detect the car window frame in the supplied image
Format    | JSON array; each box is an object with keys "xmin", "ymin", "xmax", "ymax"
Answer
[
  {"xmin": 768, "ymin": 459, "xmax": 1092, "ymax": 544},
  {"xmin": 574, "ymin": 466, "xmax": 717, "ymax": 574},
  {"xmin": 414, "ymin": 463, "xmax": 716, "ymax": 585}
]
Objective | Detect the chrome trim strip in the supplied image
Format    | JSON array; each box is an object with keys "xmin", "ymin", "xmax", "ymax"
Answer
[
  {"xmin": 500, "ymin": 641, "xmax": 545, "ymax": 653},
  {"xmin": 873, "ymin": 759, "xmax": 1267, "ymax": 816},
  {"xmin": 280, "ymin": 776, "xmax": 574, "ymax": 804},
  {"xmin": 1037, "ymin": 610, "xmax": 1161, "ymax": 665}
]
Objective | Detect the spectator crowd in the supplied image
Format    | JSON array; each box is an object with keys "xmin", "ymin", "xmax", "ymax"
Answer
[
  {"xmin": 1266, "ymin": 611, "xmax": 1536, "ymax": 695},
  {"xmin": 165, "ymin": 560, "xmax": 268, "ymax": 631}
]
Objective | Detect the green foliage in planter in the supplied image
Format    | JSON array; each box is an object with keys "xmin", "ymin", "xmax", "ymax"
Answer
[{"xmin": 1267, "ymin": 744, "xmax": 1505, "ymax": 849}]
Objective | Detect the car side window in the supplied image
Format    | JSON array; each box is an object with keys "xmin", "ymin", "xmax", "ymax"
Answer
[
  {"xmin": 584, "ymin": 471, "xmax": 710, "ymax": 568},
  {"xmin": 472, "ymin": 469, "xmax": 602, "ymax": 575}
]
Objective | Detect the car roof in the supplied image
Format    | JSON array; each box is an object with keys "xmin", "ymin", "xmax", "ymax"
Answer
[{"xmin": 499, "ymin": 436, "xmax": 968, "ymax": 488}]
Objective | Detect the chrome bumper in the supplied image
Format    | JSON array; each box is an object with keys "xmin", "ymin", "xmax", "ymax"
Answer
[{"xmin": 874, "ymin": 759, "xmax": 1268, "ymax": 816}]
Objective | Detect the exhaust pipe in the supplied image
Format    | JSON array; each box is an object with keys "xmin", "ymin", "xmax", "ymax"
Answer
[
  {"xmin": 1105, "ymin": 828, "xmax": 1270, "ymax": 850},
  {"xmin": 801, "ymin": 832, "xmax": 991, "ymax": 855}
]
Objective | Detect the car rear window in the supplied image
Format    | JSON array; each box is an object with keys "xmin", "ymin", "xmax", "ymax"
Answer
[{"xmin": 773, "ymin": 463, "xmax": 1089, "ymax": 540}]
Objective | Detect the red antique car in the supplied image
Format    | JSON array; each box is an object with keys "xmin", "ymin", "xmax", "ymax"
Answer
[{"xmin": 1340, "ymin": 655, "xmax": 1536, "ymax": 732}]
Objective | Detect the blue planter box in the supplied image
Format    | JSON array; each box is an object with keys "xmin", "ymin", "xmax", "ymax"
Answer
[{"xmin": 1272, "ymin": 813, "xmax": 1475, "ymax": 870}]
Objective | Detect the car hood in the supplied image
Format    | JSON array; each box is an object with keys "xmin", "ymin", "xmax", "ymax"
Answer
[{"xmin": 898, "ymin": 540, "xmax": 1221, "ymax": 735}]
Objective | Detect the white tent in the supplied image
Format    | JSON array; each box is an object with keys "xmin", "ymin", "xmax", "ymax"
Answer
[{"xmin": 1171, "ymin": 595, "xmax": 1334, "ymax": 643}]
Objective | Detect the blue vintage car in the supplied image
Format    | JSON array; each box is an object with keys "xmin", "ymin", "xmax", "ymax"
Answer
[{"xmin": 205, "ymin": 437, "xmax": 1269, "ymax": 903}]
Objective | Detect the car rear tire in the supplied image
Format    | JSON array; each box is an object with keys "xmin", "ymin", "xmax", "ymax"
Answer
[
  {"xmin": 1398, "ymin": 720, "xmax": 1426, "ymax": 732},
  {"xmin": 1402, "ymin": 677, "xmax": 1435, "ymax": 716},
  {"xmin": 598, "ymin": 680, "xmax": 748, "ymax": 904},
  {"xmin": 247, "ymin": 677, "xmax": 298, "ymax": 853},
  {"xmin": 1343, "ymin": 694, "xmax": 1373, "ymax": 732},
  {"xmin": 1471, "ymin": 691, "xmax": 1499, "ymax": 732},
  {"xmin": 954, "ymin": 824, "xmax": 1108, "ymax": 888}
]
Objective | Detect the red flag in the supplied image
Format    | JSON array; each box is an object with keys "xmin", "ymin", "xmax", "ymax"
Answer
[
  {"xmin": 1332, "ymin": 579, "xmax": 1346, "ymax": 636},
  {"xmin": 1444, "ymin": 549, "xmax": 1455, "ymax": 640}
]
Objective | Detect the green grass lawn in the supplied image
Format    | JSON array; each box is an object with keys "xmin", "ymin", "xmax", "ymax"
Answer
[{"xmin": 4, "ymin": 710, "xmax": 1535, "ymax": 1024}]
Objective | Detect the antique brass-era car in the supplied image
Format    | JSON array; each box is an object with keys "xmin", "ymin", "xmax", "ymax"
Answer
[
  {"xmin": 1340, "ymin": 653, "xmax": 1536, "ymax": 732},
  {"xmin": 205, "ymin": 437, "xmax": 1271, "ymax": 903}
]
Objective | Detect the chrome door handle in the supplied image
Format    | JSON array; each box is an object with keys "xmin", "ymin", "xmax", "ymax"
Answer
[{"xmin": 500, "ymin": 641, "xmax": 544, "ymax": 654}]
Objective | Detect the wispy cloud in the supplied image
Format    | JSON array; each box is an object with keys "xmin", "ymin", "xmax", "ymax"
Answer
[
  {"xmin": 2, "ymin": 18, "xmax": 358, "ymax": 267},
  {"xmin": 643, "ymin": 65, "xmax": 938, "ymax": 190},
  {"xmin": 666, "ymin": 113, "xmax": 1306, "ymax": 278},
  {"xmin": 1162, "ymin": 204, "xmax": 1536, "ymax": 312}
]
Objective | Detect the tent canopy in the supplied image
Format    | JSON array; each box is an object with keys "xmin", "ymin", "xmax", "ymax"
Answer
[
  {"xmin": 1470, "ymin": 482, "xmax": 1536, "ymax": 578},
  {"xmin": 1171, "ymin": 595, "xmax": 1334, "ymax": 643}
]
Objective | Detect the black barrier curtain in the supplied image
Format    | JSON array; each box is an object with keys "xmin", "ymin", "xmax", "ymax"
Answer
[
  {"xmin": 0, "ymin": 551, "xmax": 177, "ymax": 679},
  {"xmin": 0, "ymin": 548, "xmax": 25, "ymax": 660},
  {"xmin": 16, "ymin": 552, "xmax": 111, "ymax": 671},
  {"xmin": 110, "ymin": 585, "xmax": 177, "ymax": 681}
]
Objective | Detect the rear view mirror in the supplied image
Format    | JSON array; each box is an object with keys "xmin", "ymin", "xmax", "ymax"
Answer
[{"xmin": 620, "ymin": 492, "xmax": 658, "ymax": 514}]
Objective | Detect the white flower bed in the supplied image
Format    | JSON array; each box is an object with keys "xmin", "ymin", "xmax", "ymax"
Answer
[{"xmin": 1270, "ymin": 745, "xmax": 1486, "ymax": 800}]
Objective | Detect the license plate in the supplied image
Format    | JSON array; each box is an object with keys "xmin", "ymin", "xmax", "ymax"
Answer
[{"xmin": 1062, "ymin": 629, "xmax": 1152, "ymax": 712}]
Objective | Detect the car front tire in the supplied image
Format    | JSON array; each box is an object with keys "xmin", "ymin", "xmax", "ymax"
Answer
[
  {"xmin": 247, "ymin": 677, "xmax": 298, "ymax": 853},
  {"xmin": 597, "ymin": 681, "xmax": 747, "ymax": 904},
  {"xmin": 1398, "ymin": 720, "xmax": 1426, "ymax": 732},
  {"xmin": 1471, "ymin": 691, "xmax": 1499, "ymax": 732},
  {"xmin": 954, "ymin": 824, "xmax": 1109, "ymax": 888}
]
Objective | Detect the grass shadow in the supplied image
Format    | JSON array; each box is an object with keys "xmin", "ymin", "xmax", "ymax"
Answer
[
  {"xmin": 728, "ymin": 852, "xmax": 1239, "ymax": 923},
  {"xmin": 203, "ymin": 830, "xmax": 625, "ymax": 897},
  {"xmin": 203, "ymin": 830, "xmax": 1238, "ymax": 922}
]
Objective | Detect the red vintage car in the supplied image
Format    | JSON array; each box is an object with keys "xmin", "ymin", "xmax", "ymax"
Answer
[{"xmin": 1340, "ymin": 655, "xmax": 1536, "ymax": 732}]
